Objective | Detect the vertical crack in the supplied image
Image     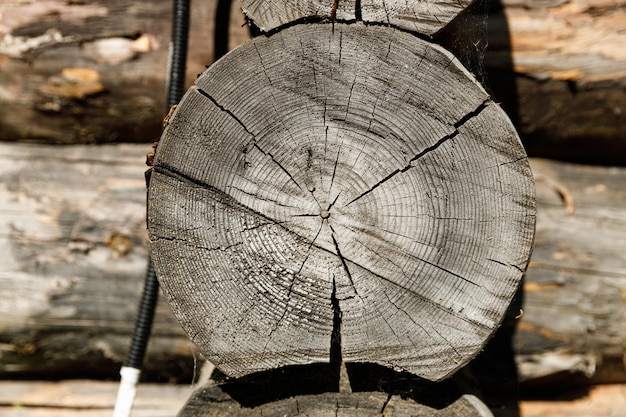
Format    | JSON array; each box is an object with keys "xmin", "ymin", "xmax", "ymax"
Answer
[
  {"xmin": 381, "ymin": 0, "xmax": 390, "ymax": 25},
  {"xmin": 355, "ymin": 0, "xmax": 362, "ymax": 21},
  {"xmin": 338, "ymin": 30, "xmax": 343, "ymax": 64},
  {"xmin": 330, "ymin": 0, "xmax": 339, "ymax": 21},
  {"xmin": 330, "ymin": 230, "xmax": 357, "ymax": 294},
  {"xmin": 330, "ymin": 275, "xmax": 342, "ymax": 371},
  {"xmin": 379, "ymin": 393, "xmax": 393, "ymax": 416},
  {"xmin": 329, "ymin": 141, "xmax": 342, "ymax": 196},
  {"xmin": 328, "ymin": 192, "xmax": 341, "ymax": 211},
  {"xmin": 330, "ymin": 275, "xmax": 351, "ymax": 393}
]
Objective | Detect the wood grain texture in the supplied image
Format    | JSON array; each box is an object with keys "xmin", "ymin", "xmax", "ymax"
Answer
[
  {"xmin": 491, "ymin": 0, "xmax": 626, "ymax": 84},
  {"xmin": 177, "ymin": 387, "xmax": 493, "ymax": 417},
  {"xmin": 238, "ymin": 0, "xmax": 473, "ymax": 35},
  {"xmin": 2, "ymin": 0, "xmax": 624, "ymax": 164},
  {"xmin": 4, "ymin": 379, "xmax": 626, "ymax": 417},
  {"xmin": 0, "ymin": 143, "xmax": 193, "ymax": 380},
  {"xmin": 0, "ymin": 380, "xmax": 193, "ymax": 417},
  {"xmin": 0, "ymin": 0, "xmax": 248, "ymax": 145},
  {"xmin": 2, "ymin": 143, "xmax": 624, "ymax": 387},
  {"xmin": 483, "ymin": 0, "xmax": 626, "ymax": 165},
  {"xmin": 148, "ymin": 23, "xmax": 535, "ymax": 381},
  {"xmin": 516, "ymin": 158, "xmax": 626, "ymax": 385}
]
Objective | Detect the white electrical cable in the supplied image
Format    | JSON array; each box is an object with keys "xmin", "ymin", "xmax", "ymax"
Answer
[{"xmin": 112, "ymin": 366, "xmax": 141, "ymax": 417}]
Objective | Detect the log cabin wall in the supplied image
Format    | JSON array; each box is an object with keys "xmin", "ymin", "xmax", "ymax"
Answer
[
  {"xmin": 1, "ymin": 0, "xmax": 624, "ymax": 164},
  {"xmin": 0, "ymin": 0, "xmax": 626, "ymax": 165},
  {"xmin": 1, "ymin": 143, "xmax": 624, "ymax": 387},
  {"xmin": 485, "ymin": 0, "xmax": 626, "ymax": 165},
  {"xmin": 0, "ymin": 0, "xmax": 624, "ymax": 392}
]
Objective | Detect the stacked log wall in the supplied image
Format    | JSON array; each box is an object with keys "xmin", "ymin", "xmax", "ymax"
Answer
[
  {"xmin": 0, "ymin": 0, "xmax": 624, "ymax": 164},
  {"xmin": 0, "ymin": 143, "xmax": 623, "ymax": 386}
]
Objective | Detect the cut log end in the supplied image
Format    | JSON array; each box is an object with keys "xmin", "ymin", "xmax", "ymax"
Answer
[
  {"xmin": 148, "ymin": 22, "xmax": 535, "ymax": 381},
  {"xmin": 239, "ymin": 0, "xmax": 474, "ymax": 35},
  {"xmin": 177, "ymin": 383, "xmax": 494, "ymax": 417}
]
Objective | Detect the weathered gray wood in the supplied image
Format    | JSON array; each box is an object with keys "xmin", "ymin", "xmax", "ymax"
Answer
[
  {"xmin": 177, "ymin": 387, "xmax": 493, "ymax": 417},
  {"xmin": 361, "ymin": 0, "xmax": 474, "ymax": 35},
  {"xmin": 0, "ymin": 380, "xmax": 193, "ymax": 417},
  {"xmin": 148, "ymin": 22, "xmax": 535, "ymax": 381},
  {"xmin": 0, "ymin": 142, "xmax": 624, "ymax": 387},
  {"xmin": 0, "ymin": 0, "xmax": 248, "ymax": 145},
  {"xmin": 0, "ymin": 143, "xmax": 194, "ymax": 380},
  {"xmin": 238, "ymin": 0, "xmax": 473, "ymax": 34},
  {"xmin": 516, "ymin": 158, "xmax": 626, "ymax": 385}
]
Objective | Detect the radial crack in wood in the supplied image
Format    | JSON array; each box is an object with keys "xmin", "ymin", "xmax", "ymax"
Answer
[
  {"xmin": 148, "ymin": 23, "xmax": 535, "ymax": 381},
  {"xmin": 238, "ymin": 0, "xmax": 474, "ymax": 35},
  {"xmin": 346, "ymin": 99, "xmax": 489, "ymax": 206}
]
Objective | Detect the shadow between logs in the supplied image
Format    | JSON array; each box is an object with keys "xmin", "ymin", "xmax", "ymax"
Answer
[
  {"xmin": 211, "ymin": 363, "xmax": 468, "ymax": 410},
  {"xmin": 435, "ymin": 0, "xmax": 519, "ymax": 130},
  {"xmin": 210, "ymin": 284, "xmax": 523, "ymax": 416}
]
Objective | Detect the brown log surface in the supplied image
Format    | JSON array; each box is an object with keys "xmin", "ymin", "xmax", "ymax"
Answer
[
  {"xmin": 516, "ymin": 158, "xmax": 626, "ymax": 385},
  {"xmin": 0, "ymin": 0, "xmax": 247, "ymax": 145},
  {"xmin": 485, "ymin": 0, "xmax": 626, "ymax": 164},
  {"xmin": 148, "ymin": 22, "xmax": 535, "ymax": 381},
  {"xmin": 0, "ymin": 380, "xmax": 193, "ymax": 417},
  {"xmin": 0, "ymin": 143, "xmax": 194, "ymax": 380},
  {"xmin": 2, "ymin": 379, "xmax": 624, "ymax": 417},
  {"xmin": 1, "ymin": 0, "xmax": 624, "ymax": 164}
]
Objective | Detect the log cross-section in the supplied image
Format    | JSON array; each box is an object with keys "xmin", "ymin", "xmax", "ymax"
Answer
[
  {"xmin": 238, "ymin": 0, "xmax": 474, "ymax": 35},
  {"xmin": 148, "ymin": 23, "xmax": 535, "ymax": 382}
]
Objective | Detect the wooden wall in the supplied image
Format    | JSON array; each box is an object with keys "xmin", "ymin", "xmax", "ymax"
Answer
[
  {"xmin": 0, "ymin": 0, "xmax": 624, "ymax": 389},
  {"xmin": 1, "ymin": 143, "xmax": 624, "ymax": 386},
  {"xmin": 0, "ymin": 0, "xmax": 624, "ymax": 164},
  {"xmin": 0, "ymin": 0, "xmax": 247, "ymax": 145}
]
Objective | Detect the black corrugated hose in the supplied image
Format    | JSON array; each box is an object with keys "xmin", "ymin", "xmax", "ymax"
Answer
[
  {"xmin": 113, "ymin": 1, "xmax": 190, "ymax": 416},
  {"xmin": 124, "ymin": 261, "xmax": 159, "ymax": 371},
  {"xmin": 166, "ymin": 0, "xmax": 191, "ymax": 110}
]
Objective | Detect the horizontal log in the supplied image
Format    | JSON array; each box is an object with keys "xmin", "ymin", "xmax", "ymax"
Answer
[
  {"xmin": 0, "ymin": 380, "xmax": 193, "ymax": 417},
  {"xmin": 2, "ymin": 379, "xmax": 624, "ymax": 417},
  {"xmin": 518, "ymin": 158, "xmax": 626, "ymax": 385},
  {"xmin": 178, "ymin": 388, "xmax": 493, "ymax": 417},
  {"xmin": 484, "ymin": 0, "xmax": 626, "ymax": 165},
  {"xmin": 0, "ymin": 143, "xmax": 624, "ymax": 386},
  {"xmin": 521, "ymin": 384, "xmax": 626, "ymax": 417},
  {"xmin": 238, "ymin": 0, "xmax": 473, "ymax": 35},
  {"xmin": 0, "ymin": 0, "xmax": 247, "ymax": 145},
  {"xmin": 0, "ymin": 0, "xmax": 623, "ymax": 163},
  {"xmin": 0, "ymin": 143, "xmax": 195, "ymax": 380}
]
